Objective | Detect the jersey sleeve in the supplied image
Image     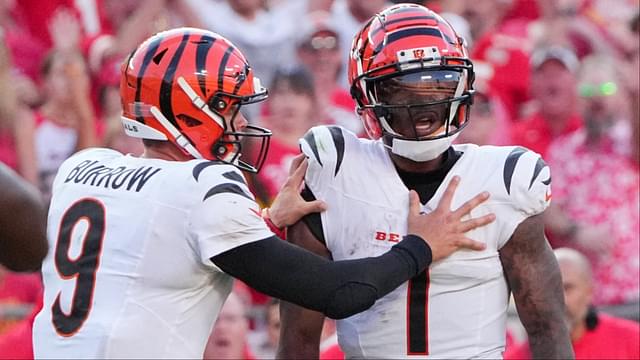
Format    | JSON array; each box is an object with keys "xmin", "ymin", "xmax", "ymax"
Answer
[
  {"xmin": 298, "ymin": 125, "xmax": 348, "ymax": 197},
  {"xmin": 188, "ymin": 167, "xmax": 273, "ymax": 271},
  {"xmin": 499, "ymin": 147, "xmax": 552, "ymax": 247}
]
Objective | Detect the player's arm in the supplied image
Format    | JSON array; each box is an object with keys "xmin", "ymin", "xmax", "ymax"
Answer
[
  {"xmin": 499, "ymin": 214, "xmax": 574, "ymax": 359},
  {"xmin": 0, "ymin": 164, "xmax": 48, "ymax": 271},
  {"xmin": 211, "ymin": 177, "xmax": 493, "ymax": 320},
  {"xmin": 277, "ymin": 216, "xmax": 330, "ymax": 359}
]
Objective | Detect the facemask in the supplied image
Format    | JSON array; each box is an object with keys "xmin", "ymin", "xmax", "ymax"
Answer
[{"xmin": 388, "ymin": 132, "xmax": 459, "ymax": 161}]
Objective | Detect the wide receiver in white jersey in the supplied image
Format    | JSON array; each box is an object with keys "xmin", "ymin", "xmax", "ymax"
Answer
[
  {"xmin": 278, "ymin": 4, "xmax": 574, "ymax": 360},
  {"xmin": 31, "ymin": 27, "xmax": 496, "ymax": 359}
]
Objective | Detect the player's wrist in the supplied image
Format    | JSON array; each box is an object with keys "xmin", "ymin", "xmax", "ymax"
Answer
[
  {"xmin": 262, "ymin": 208, "xmax": 286, "ymax": 239},
  {"xmin": 393, "ymin": 234, "xmax": 433, "ymax": 274}
]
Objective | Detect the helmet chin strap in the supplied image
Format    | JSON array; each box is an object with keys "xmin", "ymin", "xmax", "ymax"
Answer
[
  {"xmin": 388, "ymin": 132, "xmax": 459, "ymax": 161},
  {"xmin": 149, "ymin": 106, "xmax": 204, "ymax": 159}
]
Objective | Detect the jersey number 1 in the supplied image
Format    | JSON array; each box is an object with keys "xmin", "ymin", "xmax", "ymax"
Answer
[
  {"xmin": 52, "ymin": 198, "xmax": 106, "ymax": 336},
  {"xmin": 407, "ymin": 270, "xmax": 430, "ymax": 355}
]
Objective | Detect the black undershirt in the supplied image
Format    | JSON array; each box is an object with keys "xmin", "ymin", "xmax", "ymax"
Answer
[{"xmin": 395, "ymin": 147, "xmax": 462, "ymax": 203}]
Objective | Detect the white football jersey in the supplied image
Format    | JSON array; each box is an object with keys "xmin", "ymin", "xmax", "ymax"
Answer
[
  {"xmin": 33, "ymin": 148, "xmax": 273, "ymax": 359},
  {"xmin": 300, "ymin": 126, "xmax": 551, "ymax": 359}
]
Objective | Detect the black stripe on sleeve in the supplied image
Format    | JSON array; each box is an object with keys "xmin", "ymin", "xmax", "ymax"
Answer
[
  {"xmin": 192, "ymin": 161, "xmax": 223, "ymax": 181},
  {"xmin": 203, "ymin": 183, "xmax": 252, "ymax": 202},
  {"xmin": 303, "ymin": 130, "xmax": 323, "ymax": 167},
  {"xmin": 503, "ymin": 147, "xmax": 527, "ymax": 195},
  {"xmin": 529, "ymin": 157, "xmax": 548, "ymax": 189},
  {"xmin": 327, "ymin": 126, "xmax": 345, "ymax": 177},
  {"xmin": 222, "ymin": 171, "xmax": 246, "ymax": 184}
]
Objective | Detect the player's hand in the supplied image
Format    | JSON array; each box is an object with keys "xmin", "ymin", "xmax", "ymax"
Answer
[
  {"xmin": 267, "ymin": 154, "xmax": 327, "ymax": 228},
  {"xmin": 407, "ymin": 176, "xmax": 495, "ymax": 262}
]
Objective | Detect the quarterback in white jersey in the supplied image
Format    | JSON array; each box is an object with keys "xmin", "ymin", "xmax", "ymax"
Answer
[
  {"xmin": 33, "ymin": 27, "xmax": 494, "ymax": 359},
  {"xmin": 278, "ymin": 4, "xmax": 574, "ymax": 360},
  {"xmin": 34, "ymin": 148, "xmax": 271, "ymax": 358}
]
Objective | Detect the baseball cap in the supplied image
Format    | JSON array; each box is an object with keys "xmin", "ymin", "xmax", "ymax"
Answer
[{"xmin": 530, "ymin": 46, "xmax": 579, "ymax": 73}]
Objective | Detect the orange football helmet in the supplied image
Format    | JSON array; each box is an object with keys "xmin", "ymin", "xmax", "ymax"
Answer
[
  {"xmin": 120, "ymin": 27, "xmax": 271, "ymax": 172},
  {"xmin": 348, "ymin": 4, "xmax": 475, "ymax": 161}
]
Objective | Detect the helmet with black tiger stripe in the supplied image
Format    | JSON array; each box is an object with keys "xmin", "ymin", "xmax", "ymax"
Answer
[
  {"xmin": 120, "ymin": 27, "xmax": 271, "ymax": 172},
  {"xmin": 348, "ymin": 4, "xmax": 475, "ymax": 162}
]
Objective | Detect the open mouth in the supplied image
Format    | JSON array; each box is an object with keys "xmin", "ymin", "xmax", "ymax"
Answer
[{"xmin": 413, "ymin": 111, "xmax": 441, "ymax": 135}]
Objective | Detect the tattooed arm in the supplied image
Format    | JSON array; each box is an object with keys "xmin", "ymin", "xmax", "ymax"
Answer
[{"xmin": 500, "ymin": 214, "xmax": 574, "ymax": 359}]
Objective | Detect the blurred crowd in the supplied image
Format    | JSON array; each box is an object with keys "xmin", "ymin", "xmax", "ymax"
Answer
[{"xmin": 0, "ymin": 0, "xmax": 638, "ymax": 358}]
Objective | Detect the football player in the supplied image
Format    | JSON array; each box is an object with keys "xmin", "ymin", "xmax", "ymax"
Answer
[
  {"xmin": 32, "ymin": 27, "xmax": 494, "ymax": 358},
  {"xmin": 278, "ymin": 4, "xmax": 573, "ymax": 359}
]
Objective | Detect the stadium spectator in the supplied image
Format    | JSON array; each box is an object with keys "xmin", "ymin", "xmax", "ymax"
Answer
[
  {"xmin": 32, "ymin": 27, "xmax": 492, "ymax": 358},
  {"xmin": 181, "ymin": 0, "xmax": 308, "ymax": 87},
  {"xmin": 0, "ymin": 0, "xmax": 48, "ymax": 86},
  {"xmin": 278, "ymin": 5, "xmax": 572, "ymax": 359},
  {"xmin": 7, "ymin": 10, "xmax": 98, "ymax": 204},
  {"xmin": 531, "ymin": 0, "xmax": 633, "ymax": 59},
  {"xmin": 255, "ymin": 67, "xmax": 319, "ymax": 202},
  {"xmin": 624, "ymin": 11, "xmax": 640, "ymax": 166},
  {"xmin": 505, "ymin": 248, "xmax": 640, "ymax": 359},
  {"xmin": 0, "ymin": 164, "xmax": 47, "ymax": 272},
  {"xmin": 468, "ymin": 0, "xmax": 532, "ymax": 122},
  {"xmin": 31, "ymin": 49, "xmax": 98, "ymax": 203},
  {"xmin": 203, "ymin": 291, "xmax": 255, "ymax": 360},
  {"xmin": 455, "ymin": 62, "xmax": 512, "ymax": 146},
  {"xmin": 249, "ymin": 298, "xmax": 280, "ymax": 359},
  {"xmin": 544, "ymin": 54, "xmax": 639, "ymax": 318},
  {"xmin": 296, "ymin": 11, "xmax": 360, "ymax": 134},
  {"xmin": 0, "ymin": 268, "xmax": 41, "ymax": 333},
  {"xmin": 511, "ymin": 46, "xmax": 582, "ymax": 159},
  {"xmin": 0, "ymin": 38, "xmax": 37, "ymax": 184},
  {"xmin": 329, "ymin": 0, "xmax": 390, "ymax": 89},
  {"xmin": 0, "ymin": 294, "xmax": 42, "ymax": 359}
]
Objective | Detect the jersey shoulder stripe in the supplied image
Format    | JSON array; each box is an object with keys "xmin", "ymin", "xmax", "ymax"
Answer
[
  {"xmin": 502, "ymin": 146, "xmax": 551, "ymax": 194},
  {"xmin": 192, "ymin": 160, "xmax": 226, "ymax": 181},
  {"xmin": 530, "ymin": 157, "xmax": 551, "ymax": 189},
  {"xmin": 189, "ymin": 160, "xmax": 253, "ymax": 203},
  {"xmin": 327, "ymin": 126, "xmax": 345, "ymax": 176},
  {"xmin": 203, "ymin": 183, "xmax": 252, "ymax": 202},
  {"xmin": 503, "ymin": 146, "xmax": 527, "ymax": 195}
]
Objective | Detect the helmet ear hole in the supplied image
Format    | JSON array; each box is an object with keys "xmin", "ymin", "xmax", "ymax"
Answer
[
  {"xmin": 213, "ymin": 143, "xmax": 228, "ymax": 156},
  {"xmin": 208, "ymin": 95, "xmax": 228, "ymax": 112}
]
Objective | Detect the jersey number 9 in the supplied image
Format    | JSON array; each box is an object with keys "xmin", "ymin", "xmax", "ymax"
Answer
[{"xmin": 51, "ymin": 198, "xmax": 106, "ymax": 337}]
